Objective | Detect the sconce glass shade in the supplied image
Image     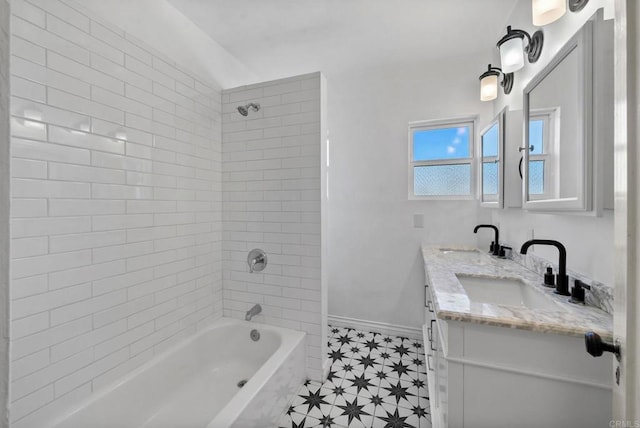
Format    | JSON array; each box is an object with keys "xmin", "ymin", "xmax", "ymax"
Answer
[
  {"xmin": 500, "ymin": 37, "xmax": 525, "ymax": 73},
  {"xmin": 532, "ymin": 0, "xmax": 567, "ymax": 26},
  {"xmin": 497, "ymin": 26, "xmax": 544, "ymax": 73},
  {"xmin": 478, "ymin": 64, "xmax": 513, "ymax": 102},
  {"xmin": 480, "ymin": 74, "xmax": 499, "ymax": 101}
]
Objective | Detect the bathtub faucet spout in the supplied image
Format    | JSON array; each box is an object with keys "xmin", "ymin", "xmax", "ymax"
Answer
[{"xmin": 245, "ymin": 304, "xmax": 262, "ymax": 321}]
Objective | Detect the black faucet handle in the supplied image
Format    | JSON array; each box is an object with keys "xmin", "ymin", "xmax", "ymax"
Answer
[
  {"xmin": 575, "ymin": 279, "xmax": 591, "ymax": 290},
  {"xmin": 544, "ymin": 266, "xmax": 555, "ymax": 287},
  {"xmin": 498, "ymin": 246, "xmax": 512, "ymax": 258},
  {"xmin": 570, "ymin": 279, "xmax": 591, "ymax": 304}
]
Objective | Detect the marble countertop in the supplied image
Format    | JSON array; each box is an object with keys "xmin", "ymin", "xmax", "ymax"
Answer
[{"xmin": 422, "ymin": 245, "xmax": 613, "ymax": 340}]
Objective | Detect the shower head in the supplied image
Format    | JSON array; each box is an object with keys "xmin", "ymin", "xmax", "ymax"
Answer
[{"xmin": 237, "ymin": 102, "xmax": 260, "ymax": 116}]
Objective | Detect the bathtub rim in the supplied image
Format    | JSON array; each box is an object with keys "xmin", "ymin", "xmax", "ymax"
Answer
[
  {"xmin": 46, "ymin": 317, "xmax": 306, "ymax": 428},
  {"xmin": 207, "ymin": 320, "xmax": 306, "ymax": 428}
]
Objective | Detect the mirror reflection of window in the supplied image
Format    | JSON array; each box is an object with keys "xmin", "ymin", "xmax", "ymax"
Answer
[
  {"xmin": 481, "ymin": 122, "xmax": 499, "ymax": 200},
  {"xmin": 521, "ymin": 11, "xmax": 609, "ymax": 212},
  {"xmin": 526, "ymin": 39, "xmax": 579, "ymax": 205},
  {"xmin": 528, "ymin": 118, "xmax": 546, "ymax": 195},
  {"xmin": 528, "ymin": 109, "xmax": 558, "ymax": 199}
]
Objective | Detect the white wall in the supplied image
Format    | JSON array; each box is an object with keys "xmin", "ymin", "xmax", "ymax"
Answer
[
  {"xmin": 490, "ymin": 0, "xmax": 615, "ymax": 286},
  {"xmin": 69, "ymin": 0, "xmax": 255, "ymax": 89},
  {"xmin": 0, "ymin": 1, "xmax": 10, "ymax": 426},
  {"xmin": 221, "ymin": 73, "xmax": 327, "ymax": 381},
  {"xmin": 9, "ymin": 1, "xmax": 223, "ymax": 425},
  {"xmin": 327, "ymin": 56, "xmax": 493, "ymax": 330}
]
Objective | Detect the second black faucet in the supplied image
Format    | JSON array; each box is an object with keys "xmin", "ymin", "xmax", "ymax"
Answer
[{"xmin": 520, "ymin": 239, "xmax": 571, "ymax": 296}]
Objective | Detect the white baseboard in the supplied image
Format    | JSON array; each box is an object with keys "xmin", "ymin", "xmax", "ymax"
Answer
[
  {"xmin": 328, "ymin": 315, "xmax": 422, "ymax": 340},
  {"xmin": 321, "ymin": 358, "xmax": 331, "ymax": 382}
]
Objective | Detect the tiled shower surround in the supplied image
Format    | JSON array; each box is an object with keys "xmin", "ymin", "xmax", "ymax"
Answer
[
  {"xmin": 1, "ymin": 0, "xmax": 11, "ymax": 421},
  {"xmin": 8, "ymin": 0, "xmax": 325, "ymax": 425},
  {"xmin": 9, "ymin": 1, "xmax": 224, "ymax": 425},
  {"xmin": 221, "ymin": 74, "xmax": 327, "ymax": 382}
]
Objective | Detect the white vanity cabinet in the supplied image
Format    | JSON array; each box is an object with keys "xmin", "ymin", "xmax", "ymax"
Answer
[
  {"xmin": 424, "ymin": 274, "xmax": 454, "ymax": 428},
  {"xmin": 423, "ymin": 278, "xmax": 612, "ymax": 428}
]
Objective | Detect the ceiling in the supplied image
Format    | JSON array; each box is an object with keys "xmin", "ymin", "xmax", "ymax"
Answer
[{"xmin": 167, "ymin": 0, "xmax": 519, "ymax": 81}]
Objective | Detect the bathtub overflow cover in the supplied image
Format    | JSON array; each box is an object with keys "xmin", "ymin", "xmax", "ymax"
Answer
[
  {"xmin": 250, "ymin": 329, "xmax": 260, "ymax": 341},
  {"xmin": 237, "ymin": 379, "xmax": 248, "ymax": 388}
]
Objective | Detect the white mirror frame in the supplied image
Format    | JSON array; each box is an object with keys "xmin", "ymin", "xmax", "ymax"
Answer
[
  {"xmin": 479, "ymin": 108, "xmax": 506, "ymax": 208},
  {"xmin": 522, "ymin": 20, "xmax": 593, "ymax": 212}
]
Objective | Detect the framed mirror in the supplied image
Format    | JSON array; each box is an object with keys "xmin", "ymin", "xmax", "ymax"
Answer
[
  {"xmin": 479, "ymin": 108, "xmax": 505, "ymax": 208},
  {"xmin": 522, "ymin": 19, "xmax": 593, "ymax": 211}
]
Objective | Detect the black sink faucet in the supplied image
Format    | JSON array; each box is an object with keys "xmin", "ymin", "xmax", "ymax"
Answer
[
  {"xmin": 474, "ymin": 224, "xmax": 500, "ymax": 256},
  {"xmin": 520, "ymin": 239, "xmax": 570, "ymax": 296}
]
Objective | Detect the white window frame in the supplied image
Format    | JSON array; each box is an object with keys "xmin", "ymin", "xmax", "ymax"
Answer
[{"xmin": 408, "ymin": 116, "xmax": 476, "ymax": 200}]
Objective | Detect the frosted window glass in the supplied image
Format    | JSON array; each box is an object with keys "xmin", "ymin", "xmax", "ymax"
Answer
[
  {"xmin": 529, "ymin": 160, "xmax": 545, "ymax": 194},
  {"xmin": 414, "ymin": 165, "xmax": 471, "ymax": 196},
  {"xmin": 413, "ymin": 126, "xmax": 470, "ymax": 161},
  {"xmin": 482, "ymin": 162, "xmax": 498, "ymax": 196}
]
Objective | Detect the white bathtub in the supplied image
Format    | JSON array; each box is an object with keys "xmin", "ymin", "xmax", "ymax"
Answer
[{"xmin": 50, "ymin": 318, "xmax": 306, "ymax": 428}]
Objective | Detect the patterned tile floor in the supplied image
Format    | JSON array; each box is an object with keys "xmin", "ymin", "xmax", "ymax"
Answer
[{"xmin": 277, "ymin": 326, "xmax": 431, "ymax": 428}]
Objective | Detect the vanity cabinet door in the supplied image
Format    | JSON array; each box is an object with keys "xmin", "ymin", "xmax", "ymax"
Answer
[
  {"xmin": 424, "ymin": 291, "xmax": 437, "ymax": 418},
  {"xmin": 424, "ymin": 283, "xmax": 448, "ymax": 428},
  {"xmin": 434, "ymin": 320, "xmax": 448, "ymax": 427},
  {"xmin": 424, "ymin": 271, "xmax": 432, "ymax": 323}
]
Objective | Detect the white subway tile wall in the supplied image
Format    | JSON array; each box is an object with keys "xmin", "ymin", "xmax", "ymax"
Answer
[
  {"xmin": 222, "ymin": 74, "xmax": 325, "ymax": 381},
  {"xmin": 9, "ymin": 0, "xmax": 223, "ymax": 425},
  {"xmin": 1, "ymin": 0, "xmax": 11, "ymax": 423}
]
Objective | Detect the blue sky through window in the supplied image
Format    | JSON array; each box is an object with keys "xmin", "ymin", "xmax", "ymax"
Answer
[
  {"xmin": 413, "ymin": 126, "xmax": 470, "ymax": 161},
  {"xmin": 529, "ymin": 120, "xmax": 544, "ymax": 154},
  {"xmin": 482, "ymin": 123, "xmax": 499, "ymax": 157}
]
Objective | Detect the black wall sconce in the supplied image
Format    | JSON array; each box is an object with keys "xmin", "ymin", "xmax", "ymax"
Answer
[
  {"xmin": 532, "ymin": 0, "xmax": 590, "ymax": 26},
  {"xmin": 479, "ymin": 64, "xmax": 514, "ymax": 101},
  {"xmin": 497, "ymin": 26, "xmax": 544, "ymax": 73},
  {"xmin": 569, "ymin": 0, "xmax": 590, "ymax": 12}
]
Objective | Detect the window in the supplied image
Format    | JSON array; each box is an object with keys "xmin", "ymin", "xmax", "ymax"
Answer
[
  {"xmin": 409, "ymin": 118, "xmax": 475, "ymax": 198},
  {"xmin": 528, "ymin": 108, "xmax": 558, "ymax": 199}
]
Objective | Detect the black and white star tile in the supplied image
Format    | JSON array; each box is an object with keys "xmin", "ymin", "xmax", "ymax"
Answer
[{"xmin": 278, "ymin": 326, "xmax": 431, "ymax": 428}]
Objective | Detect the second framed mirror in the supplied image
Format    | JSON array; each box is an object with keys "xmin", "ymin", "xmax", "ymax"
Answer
[
  {"xmin": 480, "ymin": 108, "xmax": 506, "ymax": 208},
  {"xmin": 522, "ymin": 16, "xmax": 594, "ymax": 211}
]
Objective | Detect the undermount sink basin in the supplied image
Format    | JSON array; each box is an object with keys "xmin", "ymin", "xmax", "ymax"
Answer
[{"xmin": 455, "ymin": 274, "xmax": 559, "ymax": 311}]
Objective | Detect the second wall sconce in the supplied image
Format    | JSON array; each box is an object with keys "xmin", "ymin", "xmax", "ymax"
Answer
[
  {"xmin": 479, "ymin": 64, "xmax": 514, "ymax": 101},
  {"xmin": 532, "ymin": 0, "xmax": 590, "ymax": 26},
  {"xmin": 497, "ymin": 26, "xmax": 544, "ymax": 73}
]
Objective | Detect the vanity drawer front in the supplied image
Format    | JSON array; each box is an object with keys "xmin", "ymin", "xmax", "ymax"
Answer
[
  {"xmin": 423, "ymin": 324, "xmax": 440, "ymax": 427},
  {"xmin": 425, "ymin": 282, "xmax": 437, "ymax": 324},
  {"xmin": 425, "ymin": 319, "xmax": 436, "ymax": 356},
  {"xmin": 435, "ymin": 327, "xmax": 448, "ymax": 426}
]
